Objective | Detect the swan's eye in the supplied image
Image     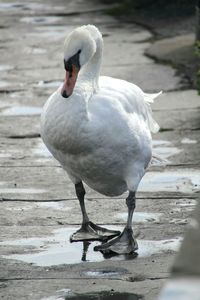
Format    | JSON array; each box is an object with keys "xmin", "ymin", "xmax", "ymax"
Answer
[
  {"xmin": 64, "ymin": 49, "xmax": 81, "ymax": 73},
  {"xmin": 64, "ymin": 59, "xmax": 72, "ymax": 73}
]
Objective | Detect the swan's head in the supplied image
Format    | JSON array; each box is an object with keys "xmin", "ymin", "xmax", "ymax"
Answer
[{"xmin": 61, "ymin": 26, "xmax": 96, "ymax": 98}]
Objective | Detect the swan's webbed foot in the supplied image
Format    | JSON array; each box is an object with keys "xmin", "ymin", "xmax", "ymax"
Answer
[
  {"xmin": 70, "ymin": 221, "xmax": 121, "ymax": 242},
  {"xmin": 94, "ymin": 227, "xmax": 138, "ymax": 254}
]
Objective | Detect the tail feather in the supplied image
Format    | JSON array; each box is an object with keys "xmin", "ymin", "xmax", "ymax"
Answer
[
  {"xmin": 143, "ymin": 91, "xmax": 162, "ymax": 103},
  {"xmin": 143, "ymin": 91, "xmax": 162, "ymax": 133}
]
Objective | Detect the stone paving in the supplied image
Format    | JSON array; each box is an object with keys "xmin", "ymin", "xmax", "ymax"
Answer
[{"xmin": 0, "ymin": 0, "xmax": 200, "ymax": 299}]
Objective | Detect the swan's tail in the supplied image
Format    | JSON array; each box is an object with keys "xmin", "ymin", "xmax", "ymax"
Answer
[{"xmin": 143, "ymin": 91, "xmax": 162, "ymax": 134}]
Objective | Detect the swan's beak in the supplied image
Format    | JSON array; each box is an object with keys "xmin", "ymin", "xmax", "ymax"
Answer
[{"xmin": 61, "ymin": 65, "xmax": 80, "ymax": 98}]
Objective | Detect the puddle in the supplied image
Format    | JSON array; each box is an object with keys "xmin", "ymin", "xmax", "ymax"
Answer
[
  {"xmin": 29, "ymin": 27, "xmax": 66, "ymax": 40},
  {"xmin": 65, "ymin": 291, "xmax": 142, "ymax": 300},
  {"xmin": 23, "ymin": 47, "xmax": 47, "ymax": 55},
  {"xmin": 181, "ymin": 138, "xmax": 197, "ymax": 144},
  {"xmin": 0, "ymin": 227, "xmax": 181, "ymax": 266},
  {"xmin": 0, "ymin": 153, "xmax": 12, "ymax": 158},
  {"xmin": 5, "ymin": 202, "xmax": 71, "ymax": 211},
  {"xmin": 139, "ymin": 170, "xmax": 200, "ymax": 193},
  {"xmin": 0, "ymin": 188, "xmax": 46, "ymax": 194},
  {"xmin": 41, "ymin": 291, "xmax": 142, "ymax": 300},
  {"xmin": 152, "ymin": 140, "xmax": 182, "ymax": 159},
  {"xmin": 178, "ymin": 200, "xmax": 196, "ymax": 207},
  {"xmin": 83, "ymin": 267, "xmax": 128, "ymax": 278},
  {"xmin": 33, "ymin": 141, "xmax": 52, "ymax": 157},
  {"xmin": 37, "ymin": 202, "xmax": 71, "ymax": 211},
  {"xmin": 41, "ymin": 289, "xmax": 71, "ymax": 300},
  {"xmin": 20, "ymin": 16, "xmax": 62, "ymax": 24},
  {"xmin": 0, "ymin": 2, "xmax": 51, "ymax": 12},
  {"xmin": 0, "ymin": 65, "xmax": 14, "ymax": 71},
  {"xmin": 37, "ymin": 80, "xmax": 62, "ymax": 88},
  {"xmin": 1, "ymin": 106, "xmax": 42, "ymax": 116},
  {"xmin": 0, "ymin": 3, "xmax": 25, "ymax": 11},
  {"xmin": 0, "ymin": 80, "xmax": 10, "ymax": 88},
  {"xmin": 117, "ymin": 212, "xmax": 162, "ymax": 223}
]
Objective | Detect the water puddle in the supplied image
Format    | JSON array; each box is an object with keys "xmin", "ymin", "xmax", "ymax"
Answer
[
  {"xmin": 29, "ymin": 26, "xmax": 67, "ymax": 40},
  {"xmin": 0, "ymin": 188, "xmax": 46, "ymax": 194},
  {"xmin": 181, "ymin": 138, "xmax": 197, "ymax": 144},
  {"xmin": 0, "ymin": 80, "xmax": 10, "ymax": 88},
  {"xmin": 83, "ymin": 267, "xmax": 127, "ymax": 278},
  {"xmin": 140, "ymin": 170, "xmax": 200, "ymax": 193},
  {"xmin": 41, "ymin": 289, "xmax": 71, "ymax": 300},
  {"xmin": 20, "ymin": 16, "xmax": 62, "ymax": 25},
  {"xmin": 0, "ymin": 2, "xmax": 51, "ymax": 12},
  {"xmin": 152, "ymin": 140, "xmax": 182, "ymax": 159},
  {"xmin": 37, "ymin": 80, "xmax": 62, "ymax": 88},
  {"xmin": 1, "ymin": 106, "xmax": 42, "ymax": 116},
  {"xmin": 41, "ymin": 291, "xmax": 141, "ymax": 300},
  {"xmin": 117, "ymin": 212, "xmax": 163, "ymax": 223},
  {"xmin": 23, "ymin": 47, "xmax": 47, "ymax": 55},
  {"xmin": 5, "ymin": 201, "xmax": 71, "ymax": 211},
  {"xmin": 0, "ymin": 3, "xmax": 25, "ymax": 11},
  {"xmin": 66, "ymin": 291, "xmax": 142, "ymax": 300},
  {"xmin": 0, "ymin": 152, "xmax": 12, "ymax": 158},
  {"xmin": 33, "ymin": 141, "xmax": 52, "ymax": 157},
  {"xmin": 37, "ymin": 202, "xmax": 71, "ymax": 211},
  {"xmin": 0, "ymin": 64, "xmax": 14, "ymax": 71},
  {"xmin": 0, "ymin": 227, "xmax": 181, "ymax": 266}
]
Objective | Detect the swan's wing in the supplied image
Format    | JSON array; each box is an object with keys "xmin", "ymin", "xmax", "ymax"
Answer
[{"xmin": 98, "ymin": 76, "xmax": 161, "ymax": 133}]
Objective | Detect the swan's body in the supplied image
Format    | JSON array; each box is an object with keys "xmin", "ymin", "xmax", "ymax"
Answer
[{"xmin": 41, "ymin": 25, "xmax": 161, "ymax": 254}]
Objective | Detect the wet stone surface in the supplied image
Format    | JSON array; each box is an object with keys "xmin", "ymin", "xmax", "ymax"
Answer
[
  {"xmin": 0, "ymin": 226, "xmax": 182, "ymax": 266},
  {"xmin": 0, "ymin": 0, "xmax": 199, "ymax": 299}
]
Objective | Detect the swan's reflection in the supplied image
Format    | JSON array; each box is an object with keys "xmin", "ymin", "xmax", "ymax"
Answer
[{"xmin": 78, "ymin": 240, "xmax": 138, "ymax": 262}]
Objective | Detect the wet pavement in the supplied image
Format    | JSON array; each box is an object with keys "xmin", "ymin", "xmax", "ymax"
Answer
[{"xmin": 0, "ymin": 0, "xmax": 199, "ymax": 299}]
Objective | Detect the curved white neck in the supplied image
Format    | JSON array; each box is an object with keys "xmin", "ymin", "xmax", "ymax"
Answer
[{"xmin": 78, "ymin": 36, "xmax": 103, "ymax": 92}]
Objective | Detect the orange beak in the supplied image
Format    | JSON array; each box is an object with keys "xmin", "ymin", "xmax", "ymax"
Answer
[{"xmin": 61, "ymin": 65, "xmax": 79, "ymax": 98}]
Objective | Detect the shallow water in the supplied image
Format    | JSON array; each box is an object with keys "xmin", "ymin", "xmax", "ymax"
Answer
[
  {"xmin": 0, "ymin": 227, "xmax": 181, "ymax": 266},
  {"xmin": 65, "ymin": 291, "xmax": 141, "ymax": 300},
  {"xmin": 0, "ymin": 64, "xmax": 14, "ymax": 71},
  {"xmin": 0, "ymin": 80, "xmax": 10, "ymax": 88},
  {"xmin": 1, "ymin": 106, "xmax": 42, "ymax": 116},
  {"xmin": 33, "ymin": 141, "xmax": 52, "ymax": 157},
  {"xmin": 20, "ymin": 16, "xmax": 62, "ymax": 24},
  {"xmin": 181, "ymin": 138, "xmax": 197, "ymax": 144},
  {"xmin": 0, "ymin": 2, "xmax": 52, "ymax": 11},
  {"xmin": 139, "ymin": 170, "xmax": 200, "ymax": 193},
  {"xmin": 152, "ymin": 140, "xmax": 182, "ymax": 159},
  {"xmin": 37, "ymin": 202, "xmax": 71, "ymax": 211},
  {"xmin": 0, "ymin": 188, "xmax": 46, "ymax": 194},
  {"xmin": 37, "ymin": 80, "xmax": 62, "ymax": 88},
  {"xmin": 41, "ymin": 291, "xmax": 141, "ymax": 300},
  {"xmin": 117, "ymin": 212, "xmax": 163, "ymax": 223}
]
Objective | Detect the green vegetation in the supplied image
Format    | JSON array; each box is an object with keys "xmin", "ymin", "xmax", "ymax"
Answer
[{"xmin": 105, "ymin": 0, "xmax": 196, "ymax": 18}]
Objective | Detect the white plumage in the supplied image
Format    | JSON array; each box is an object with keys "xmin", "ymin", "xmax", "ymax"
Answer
[{"xmin": 41, "ymin": 25, "xmax": 162, "ymax": 254}]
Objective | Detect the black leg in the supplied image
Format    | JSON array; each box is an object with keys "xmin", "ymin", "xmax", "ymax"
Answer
[
  {"xmin": 94, "ymin": 191, "xmax": 138, "ymax": 254},
  {"xmin": 75, "ymin": 182, "xmax": 89, "ymax": 225},
  {"xmin": 70, "ymin": 181, "xmax": 121, "ymax": 242}
]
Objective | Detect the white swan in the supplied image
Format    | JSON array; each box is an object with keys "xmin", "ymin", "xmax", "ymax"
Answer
[{"xmin": 41, "ymin": 25, "xmax": 162, "ymax": 254}]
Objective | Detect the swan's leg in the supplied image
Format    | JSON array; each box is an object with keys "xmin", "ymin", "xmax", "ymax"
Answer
[
  {"xmin": 70, "ymin": 182, "xmax": 121, "ymax": 242},
  {"xmin": 94, "ymin": 191, "xmax": 138, "ymax": 254}
]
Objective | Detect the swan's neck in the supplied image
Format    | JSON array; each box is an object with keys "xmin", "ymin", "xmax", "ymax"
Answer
[{"xmin": 79, "ymin": 37, "xmax": 103, "ymax": 92}]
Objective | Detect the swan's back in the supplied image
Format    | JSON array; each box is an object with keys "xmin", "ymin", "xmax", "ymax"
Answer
[{"xmin": 92, "ymin": 76, "xmax": 160, "ymax": 134}]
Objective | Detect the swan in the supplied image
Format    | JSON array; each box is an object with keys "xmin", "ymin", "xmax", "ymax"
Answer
[{"xmin": 41, "ymin": 25, "xmax": 162, "ymax": 254}]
